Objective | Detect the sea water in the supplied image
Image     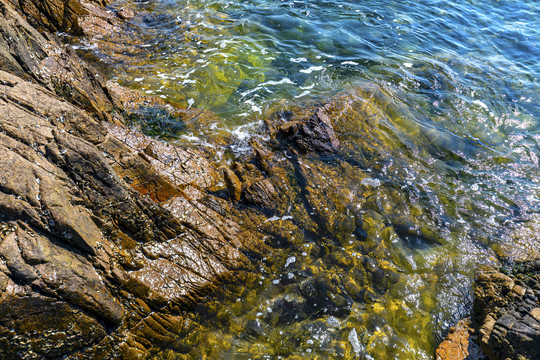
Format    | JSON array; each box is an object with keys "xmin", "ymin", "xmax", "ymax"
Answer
[{"xmin": 80, "ymin": 0, "xmax": 539, "ymax": 358}]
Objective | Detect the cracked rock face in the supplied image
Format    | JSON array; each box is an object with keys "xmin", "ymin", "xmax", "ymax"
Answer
[
  {"xmin": 0, "ymin": 67, "xmax": 256, "ymax": 358},
  {"xmin": 474, "ymin": 260, "xmax": 540, "ymax": 360},
  {"xmin": 0, "ymin": 1, "xmax": 263, "ymax": 357}
]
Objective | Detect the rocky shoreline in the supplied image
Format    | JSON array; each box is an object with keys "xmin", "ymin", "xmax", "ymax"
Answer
[
  {"xmin": 0, "ymin": 0, "xmax": 264, "ymax": 357},
  {"xmin": 0, "ymin": 0, "xmax": 538, "ymax": 359}
]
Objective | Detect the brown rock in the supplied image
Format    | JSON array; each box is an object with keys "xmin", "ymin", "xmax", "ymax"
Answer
[
  {"xmin": 473, "ymin": 264, "xmax": 540, "ymax": 360},
  {"xmin": 0, "ymin": 2, "xmax": 261, "ymax": 356},
  {"xmin": 0, "ymin": 1, "xmax": 116, "ymax": 119},
  {"xmin": 224, "ymin": 167, "xmax": 242, "ymax": 202},
  {"xmin": 435, "ymin": 318, "xmax": 484, "ymax": 360},
  {"xmin": 244, "ymin": 178, "xmax": 278, "ymax": 208},
  {"xmin": 275, "ymin": 107, "xmax": 340, "ymax": 154}
]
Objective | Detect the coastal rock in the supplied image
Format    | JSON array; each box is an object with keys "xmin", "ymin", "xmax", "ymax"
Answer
[
  {"xmin": 0, "ymin": 64, "xmax": 256, "ymax": 357},
  {"xmin": 435, "ymin": 318, "xmax": 484, "ymax": 360},
  {"xmin": 269, "ymin": 107, "xmax": 340, "ymax": 154},
  {"xmin": 0, "ymin": 1, "xmax": 263, "ymax": 357},
  {"xmin": 0, "ymin": 0, "xmax": 116, "ymax": 119},
  {"xmin": 223, "ymin": 167, "xmax": 242, "ymax": 202},
  {"xmin": 474, "ymin": 260, "xmax": 540, "ymax": 360},
  {"xmin": 5, "ymin": 0, "xmax": 89, "ymax": 34}
]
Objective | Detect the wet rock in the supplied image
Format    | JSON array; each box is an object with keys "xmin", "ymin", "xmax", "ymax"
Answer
[
  {"xmin": 299, "ymin": 275, "xmax": 354, "ymax": 318},
  {"xmin": 0, "ymin": 1, "xmax": 116, "ymax": 119},
  {"xmin": 435, "ymin": 318, "xmax": 484, "ymax": 360},
  {"xmin": 0, "ymin": 296, "xmax": 106, "ymax": 360},
  {"xmin": 0, "ymin": 1, "xmax": 264, "ymax": 357},
  {"xmin": 223, "ymin": 167, "xmax": 242, "ymax": 202},
  {"xmin": 267, "ymin": 107, "xmax": 339, "ymax": 153},
  {"xmin": 243, "ymin": 178, "xmax": 277, "ymax": 208},
  {"xmin": 5, "ymin": 0, "xmax": 89, "ymax": 34},
  {"xmin": 272, "ymin": 107, "xmax": 340, "ymax": 154},
  {"xmin": 474, "ymin": 260, "xmax": 540, "ymax": 360}
]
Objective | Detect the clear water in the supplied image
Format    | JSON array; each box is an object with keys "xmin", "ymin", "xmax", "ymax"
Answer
[{"xmin": 82, "ymin": 0, "xmax": 539, "ymax": 358}]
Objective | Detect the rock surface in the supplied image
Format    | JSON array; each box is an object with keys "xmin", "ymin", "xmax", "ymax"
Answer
[
  {"xmin": 474, "ymin": 259, "xmax": 540, "ymax": 360},
  {"xmin": 435, "ymin": 318, "xmax": 484, "ymax": 360},
  {"xmin": 0, "ymin": 0, "xmax": 263, "ymax": 358},
  {"xmin": 0, "ymin": 0, "xmax": 537, "ymax": 358}
]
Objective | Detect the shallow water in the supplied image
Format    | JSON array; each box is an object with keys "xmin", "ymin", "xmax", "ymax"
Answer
[{"xmin": 81, "ymin": 0, "xmax": 539, "ymax": 358}]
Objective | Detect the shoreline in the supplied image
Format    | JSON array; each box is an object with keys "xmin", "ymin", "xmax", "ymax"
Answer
[{"xmin": 0, "ymin": 0, "xmax": 538, "ymax": 359}]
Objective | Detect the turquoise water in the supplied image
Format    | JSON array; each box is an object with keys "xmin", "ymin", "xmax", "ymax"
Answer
[{"xmin": 84, "ymin": 0, "xmax": 539, "ymax": 358}]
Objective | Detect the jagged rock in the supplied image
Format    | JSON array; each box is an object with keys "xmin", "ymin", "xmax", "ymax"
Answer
[
  {"xmin": 0, "ymin": 1, "xmax": 265, "ymax": 357},
  {"xmin": 243, "ymin": 178, "xmax": 277, "ymax": 208},
  {"xmin": 0, "ymin": 0, "xmax": 116, "ymax": 119},
  {"xmin": 5, "ymin": 0, "xmax": 112, "ymax": 35},
  {"xmin": 0, "ymin": 63, "xmax": 258, "ymax": 357},
  {"xmin": 474, "ymin": 260, "xmax": 540, "ymax": 360},
  {"xmin": 271, "ymin": 107, "xmax": 340, "ymax": 154}
]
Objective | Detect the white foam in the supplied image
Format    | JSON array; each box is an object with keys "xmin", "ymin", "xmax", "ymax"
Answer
[
  {"xmin": 341, "ymin": 61, "xmax": 359, "ymax": 65},
  {"xmin": 361, "ymin": 177, "xmax": 381, "ymax": 187},
  {"xmin": 262, "ymin": 78, "xmax": 295, "ymax": 86},
  {"xmin": 403, "ymin": 62, "xmax": 413, "ymax": 68},
  {"xmin": 290, "ymin": 57, "xmax": 308, "ymax": 63},
  {"xmin": 472, "ymin": 100, "xmax": 489, "ymax": 110},
  {"xmin": 180, "ymin": 134, "xmax": 199, "ymax": 142},
  {"xmin": 300, "ymin": 66, "xmax": 324, "ymax": 74},
  {"xmin": 295, "ymin": 90, "xmax": 310, "ymax": 98},
  {"xmin": 284, "ymin": 256, "xmax": 296, "ymax": 268}
]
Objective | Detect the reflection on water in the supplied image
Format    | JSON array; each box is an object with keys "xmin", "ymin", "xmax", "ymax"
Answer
[{"xmin": 80, "ymin": 0, "xmax": 539, "ymax": 358}]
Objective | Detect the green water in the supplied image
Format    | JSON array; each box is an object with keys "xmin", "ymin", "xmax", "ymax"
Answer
[{"xmin": 80, "ymin": 0, "xmax": 539, "ymax": 358}]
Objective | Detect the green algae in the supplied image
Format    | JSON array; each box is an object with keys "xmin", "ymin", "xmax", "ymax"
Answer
[
  {"xmin": 79, "ymin": 1, "xmax": 540, "ymax": 358},
  {"xmin": 139, "ymin": 85, "xmax": 516, "ymax": 359}
]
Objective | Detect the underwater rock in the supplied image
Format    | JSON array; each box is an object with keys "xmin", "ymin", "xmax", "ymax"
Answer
[{"xmin": 474, "ymin": 259, "xmax": 540, "ymax": 360}]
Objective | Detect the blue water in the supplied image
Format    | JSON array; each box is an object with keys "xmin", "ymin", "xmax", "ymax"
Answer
[
  {"xmin": 86, "ymin": 0, "xmax": 539, "ymax": 358},
  {"xmin": 97, "ymin": 0, "xmax": 538, "ymax": 123}
]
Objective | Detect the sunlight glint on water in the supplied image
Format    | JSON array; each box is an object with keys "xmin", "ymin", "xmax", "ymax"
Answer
[{"xmin": 81, "ymin": 0, "xmax": 539, "ymax": 358}]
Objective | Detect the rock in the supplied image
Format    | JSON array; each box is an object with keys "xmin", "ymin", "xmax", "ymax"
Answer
[
  {"xmin": 435, "ymin": 318, "xmax": 484, "ymax": 360},
  {"xmin": 273, "ymin": 107, "xmax": 340, "ymax": 154},
  {"xmin": 474, "ymin": 261, "xmax": 540, "ymax": 360},
  {"xmin": 5, "ymin": 0, "xmax": 89, "ymax": 34},
  {"xmin": 243, "ymin": 178, "xmax": 277, "ymax": 208},
  {"xmin": 223, "ymin": 167, "xmax": 242, "ymax": 202},
  {"xmin": 0, "ymin": 1, "xmax": 117, "ymax": 119},
  {"xmin": 0, "ymin": 1, "xmax": 263, "ymax": 357},
  {"xmin": 0, "ymin": 296, "xmax": 106, "ymax": 359}
]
